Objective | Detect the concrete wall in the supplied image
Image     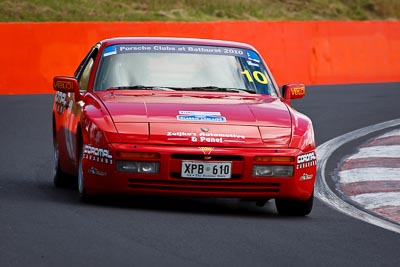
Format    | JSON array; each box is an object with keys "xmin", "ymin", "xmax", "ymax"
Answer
[{"xmin": 0, "ymin": 21, "xmax": 399, "ymax": 94}]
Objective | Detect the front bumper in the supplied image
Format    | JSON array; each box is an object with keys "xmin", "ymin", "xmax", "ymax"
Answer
[{"xmin": 82, "ymin": 144, "xmax": 316, "ymax": 200}]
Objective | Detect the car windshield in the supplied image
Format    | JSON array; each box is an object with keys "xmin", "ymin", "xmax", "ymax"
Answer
[{"xmin": 94, "ymin": 44, "xmax": 277, "ymax": 96}]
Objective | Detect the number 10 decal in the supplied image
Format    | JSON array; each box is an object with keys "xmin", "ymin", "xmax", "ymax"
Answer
[{"xmin": 241, "ymin": 70, "xmax": 268, "ymax": 84}]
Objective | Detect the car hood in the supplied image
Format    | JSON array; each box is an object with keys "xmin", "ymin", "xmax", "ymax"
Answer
[{"xmin": 97, "ymin": 92, "xmax": 292, "ymax": 147}]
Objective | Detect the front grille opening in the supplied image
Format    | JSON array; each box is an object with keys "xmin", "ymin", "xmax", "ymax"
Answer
[
  {"xmin": 171, "ymin": 154, "xmax": 243, "ymax": 161},
  {"xmin": 127, "ymin": 179, "xmax": 281, "ymax": 193},
  {"xmin": 170, "ymin": 172, "xmax": 242, "ymax": 179}
]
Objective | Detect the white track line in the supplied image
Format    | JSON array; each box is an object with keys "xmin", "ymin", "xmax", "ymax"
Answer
[
  {"xmin": 350, "ymin": 192, "xmax": 400, "ymax": 210},
  {"xmin": 378, "ymin": 129, "xmax": 400, "ymax": 139},
  {"xmin": 348, "ymin": 146, "xmax": 400, "ymax": 159},
  {"xmin": 338, "ymin": 168, "xmax": 400, "ymax": 183},
  {"xmin": 315, "ymin": 118, "xmax": 400, "ymax": 234}
]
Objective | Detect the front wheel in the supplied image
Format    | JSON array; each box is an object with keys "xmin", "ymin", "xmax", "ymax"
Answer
[
  {"xmin": 78, "ymin": 145, "xmax": 91, "ymax": 202},
  {"xmin": 275, "ymin": 191, "xmax": 314, "ymax": 216},
  {"xmin": 53, "ymin": 139, "xmax": 70, "ymax": 187}
]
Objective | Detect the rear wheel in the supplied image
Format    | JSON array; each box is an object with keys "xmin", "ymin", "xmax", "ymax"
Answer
[{"xmin": 275, "ymin": 191, "xmax": 314, "ymax": 216}]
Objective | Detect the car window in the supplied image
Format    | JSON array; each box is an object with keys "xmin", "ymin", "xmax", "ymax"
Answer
[
  {"xmin": 74, "ymin": 46, "xmax": 99, "ymax": 92},
  {"xmin": 94, "ymin": 44, "xmax": 278, "ymax": 96},
  {"xmin": 79, "ymin": 58, "xmax": 94, "ymax": 92}
]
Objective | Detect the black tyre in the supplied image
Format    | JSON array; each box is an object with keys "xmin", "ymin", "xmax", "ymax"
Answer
[
  {"xmin": 275, "ymin": 191, "xmax": 314, "ymax": 216},
  {"xmin": 53, "ymin": 139, "xmax": 70, "ymax": 187},
  {"xmin": 77, "ymin": 143, "xmax": 91, "ymax": 202}
]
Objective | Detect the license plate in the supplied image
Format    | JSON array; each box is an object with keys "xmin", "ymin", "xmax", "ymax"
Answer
[{"xmin": 181, "ymin": 161, "xmax": 232, "ymax": 179}]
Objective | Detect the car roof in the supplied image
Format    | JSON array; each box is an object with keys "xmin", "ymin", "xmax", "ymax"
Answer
[{"xmin": 99, "ymin": 37, "xmax": 256, "ymax": 50}]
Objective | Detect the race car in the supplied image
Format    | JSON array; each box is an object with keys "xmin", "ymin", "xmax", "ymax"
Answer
[{"xmin": 52, "ymin": 37, "xmax": 316, "ymax": 216}]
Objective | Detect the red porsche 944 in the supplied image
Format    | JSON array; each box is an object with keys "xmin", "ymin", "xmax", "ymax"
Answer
[{"xmin": 52, "ymin": 37, "xmax": 316, "ymax": 216}]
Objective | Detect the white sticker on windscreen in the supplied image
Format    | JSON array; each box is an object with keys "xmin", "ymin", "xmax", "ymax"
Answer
[{"xmin": 246, "ymin": 50, "xmax": 261, "ymax": 67}]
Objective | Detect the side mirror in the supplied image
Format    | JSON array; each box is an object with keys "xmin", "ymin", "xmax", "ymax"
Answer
[
  {"xmin": 53, "ymin": 76, "xmax": 81, "ymax": 102},
  {"xmin": 282, "ymin": 83, "xmax": 306, "ymax": 105}
]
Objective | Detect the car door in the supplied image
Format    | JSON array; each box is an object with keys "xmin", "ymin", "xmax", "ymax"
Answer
[{"xmin": 63, "ymin": 46, "xmax": 99, "ymax": 171}]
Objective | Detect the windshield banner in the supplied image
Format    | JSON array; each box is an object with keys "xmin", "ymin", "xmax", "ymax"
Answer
[{"xmin": 103, "ymin": 44, "xmax": 249, "ymax": 58}]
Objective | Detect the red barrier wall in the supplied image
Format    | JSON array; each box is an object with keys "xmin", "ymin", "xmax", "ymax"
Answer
[{"xmin": 0, "ymin": 21, "xmax": 399, "ymax": 94}]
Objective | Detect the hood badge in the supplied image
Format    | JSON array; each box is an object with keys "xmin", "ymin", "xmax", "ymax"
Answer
[
  {"xmin": 199, "ymin": 147, "xmax": 214, "ymax": 160},
  {"xmin": 201, "ymin": 127, "xmax": 209, "ymax": 132}
]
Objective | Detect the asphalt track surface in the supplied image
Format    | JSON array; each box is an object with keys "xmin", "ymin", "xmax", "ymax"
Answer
[{"xmin": 1, "ymin": 83, "xmax": 400, "ymax": 267}]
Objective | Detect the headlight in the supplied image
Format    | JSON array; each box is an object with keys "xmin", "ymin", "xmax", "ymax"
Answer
[
  {"xmin": 252, "ymin": 165, "xmax": 293, "ymax": 177},
  {"xmin": 117, "ymin": 161, "xmax": 160, "ymax": 174}
]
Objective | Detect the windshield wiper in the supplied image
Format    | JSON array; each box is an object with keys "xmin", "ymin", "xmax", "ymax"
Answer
[
  {"xmin": 186, "ymin": 86, "xmax": 256, "ymax": 94},
  {"xmin": 105, "ymin": 85, "xmax": 175, "ymax": 91},
  {"xmin": 104, "ymin": 85, "xmax": 256, "ymax": 94}
]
